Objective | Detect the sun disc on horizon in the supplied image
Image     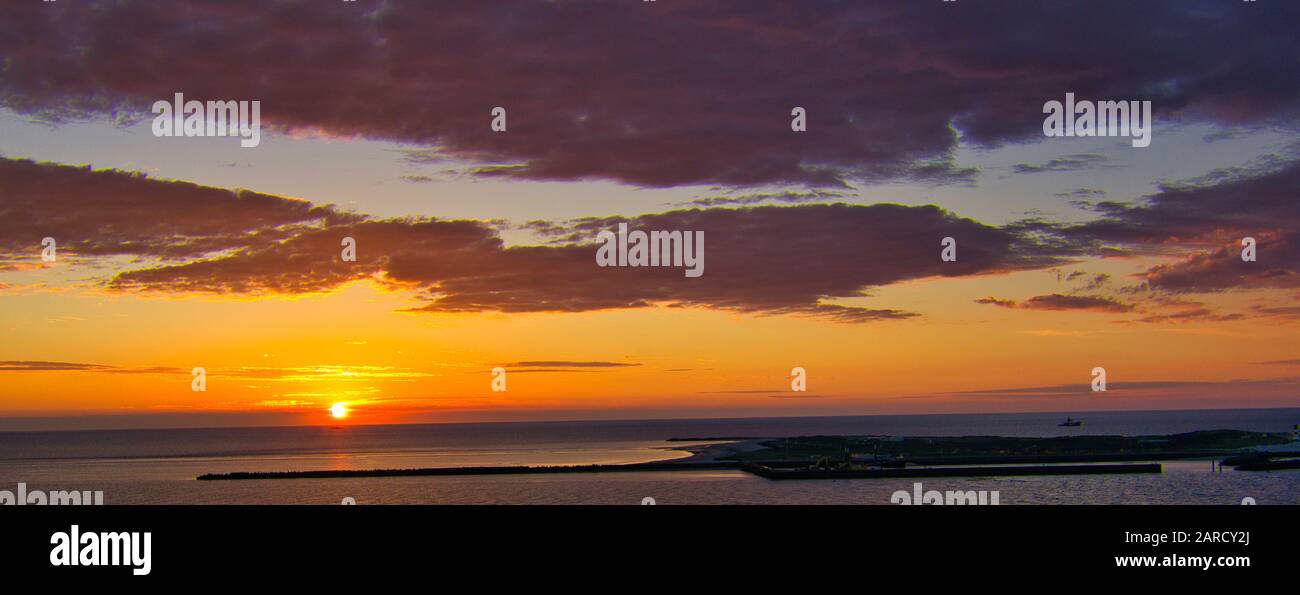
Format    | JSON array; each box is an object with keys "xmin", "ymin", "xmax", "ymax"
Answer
[{"xmin": 329, "ymin": 403, "xmax": 348, "ymax": 419}]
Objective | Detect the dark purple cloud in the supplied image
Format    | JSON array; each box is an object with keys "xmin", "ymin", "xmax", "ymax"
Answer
[
  {"xmin": 117, "ymin": 201, "xmax": 1046, "ymax": 322},
  {"xmin": 1, "ymin": 1, "xmax": 1297, "ymax": 188},
  {"xmin": 0, "ymin": 158, "xmax": 1062, "ymax": 321},
  {"xmin": 1142, "ymin": 234, "xmax": 1300, "ymax": 293},
  {"xmin": 1055, "ymin": 157, "xmax": 1300, "ymax": 293},
  {"xmin": 390, "ymin": 203, "xmax": 1054, "ymax": 320},
  {"xmin": 4, "ymin": 149, "xmax": 1296, "ymax": 325},
  {"xmin": 0, "ymin": 156, "xmax": 1054, "ymax": 322},
  {"xmin": 0, "ymin": 158, "xmax": 354, "ymax": 263},
  {"xmin": 108, "ymin": 217, "xmax": 497, "ymax": 295}
]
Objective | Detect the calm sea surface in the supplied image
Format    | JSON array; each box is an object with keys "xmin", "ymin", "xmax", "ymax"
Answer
[{"xmin": 1, "ymin": 408, "xmax": 1297, "ymax": 504}]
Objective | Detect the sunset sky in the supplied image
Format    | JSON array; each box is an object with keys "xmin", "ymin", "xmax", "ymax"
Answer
[{"xmin": 2, "ymin": 1, "xmax": 1298, "ymax": 430}]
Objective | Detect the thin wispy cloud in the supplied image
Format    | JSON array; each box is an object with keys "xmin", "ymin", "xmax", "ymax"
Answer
[
  {"xmin": 976, "ymin": 294, "xmax": 1134, "ymax": 313},
  {"xmin": 1012, "ymin": 154, "xmax": 1111, "ymax": 174}
]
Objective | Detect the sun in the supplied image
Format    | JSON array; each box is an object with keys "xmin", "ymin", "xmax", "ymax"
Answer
[{"xmin": 329, "ymin": 403, "xmax": 348, "ymax": 419}]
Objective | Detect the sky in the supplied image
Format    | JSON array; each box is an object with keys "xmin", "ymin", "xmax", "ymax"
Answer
[{"xmin": 1, "ymin": 0, "xmax": 1298, "ymax": 430}]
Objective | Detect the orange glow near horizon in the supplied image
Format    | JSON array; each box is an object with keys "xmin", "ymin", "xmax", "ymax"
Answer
[{"xmin": 2, "ymin": 270, "xmax": 1298, "ymax": 431}]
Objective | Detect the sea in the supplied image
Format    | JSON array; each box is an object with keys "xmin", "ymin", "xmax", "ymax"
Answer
[{"xmin": 1, "ymin": 408, "xmax": 1297, "ymax": 505}]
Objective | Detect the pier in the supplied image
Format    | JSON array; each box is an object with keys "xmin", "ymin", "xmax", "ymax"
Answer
[{"xmin": 198, "ymin": 459, "xmax": 1163, "ymax": 481}]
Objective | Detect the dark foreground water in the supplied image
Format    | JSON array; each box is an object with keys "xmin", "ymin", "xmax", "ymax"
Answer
[{"xmin": 0, "ymin": 408, "xmax": 1297, "ymax": 504}]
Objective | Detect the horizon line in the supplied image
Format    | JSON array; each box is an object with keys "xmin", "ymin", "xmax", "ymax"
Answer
[{"xmin": 2, "ymin": 404, "xmax": 1298, "ymax": 434}]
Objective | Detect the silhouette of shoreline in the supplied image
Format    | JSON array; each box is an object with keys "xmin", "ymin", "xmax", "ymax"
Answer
[{"xmin": 198, "ymin": 429, "xmax": 1292, "ymax": 481}]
